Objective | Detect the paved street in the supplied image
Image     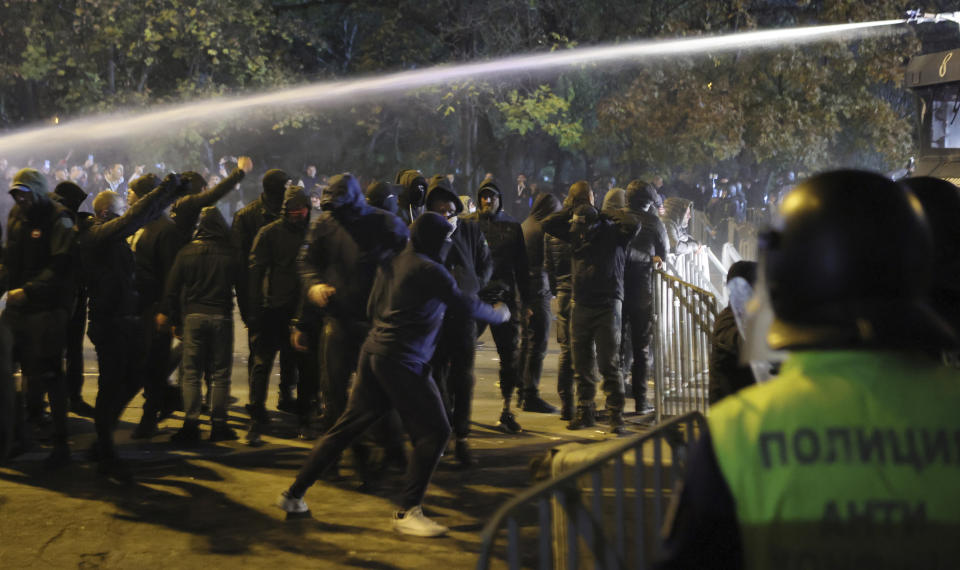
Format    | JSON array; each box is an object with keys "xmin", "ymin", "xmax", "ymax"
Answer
[{"xmin": 0, "ymin": 319, "xmax": 650, "ymax": 569}]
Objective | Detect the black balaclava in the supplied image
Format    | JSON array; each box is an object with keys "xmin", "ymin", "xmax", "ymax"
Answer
[
  {"xmin": 365, "ymin": 181, "xmax": 400, "ymax": 215},
  {"xmin": 262, "ymin": 169, "xmax": 289, "ymax": 212},
  {"xmin": 53, "ymin": 181, "xmax": 88, "ymax": 213},
  {"xmin": 281, "ymin": 185, "xmax": 311, "ymax": 231}
]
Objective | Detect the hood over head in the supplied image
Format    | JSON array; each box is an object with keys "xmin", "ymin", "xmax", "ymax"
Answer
[
  {"xmin": 626, "ymin": 179, "xmax": 659, "ymax": 211},
  {"xmin": 426, "ymin": 174, "xmax": 463, "ymax": 215},
  {"xmin": 411, "ymin": 211, "xmax": 454, "ymax": 263},
  {"xmin": 180, "ymin": 171, "xmax": 207, "ymax": 196},
  {"xmin": 663, "ymin": 197, "xmax": 692, "ymax": 224},
  {"xmin": 262, "ymin": 169, "xmax": 289, "ymax": 209},
  {"xmin": 194, "ymin": 206, "xmax": 231, "ymax": 242},
  {"xmin": 129, "ymin": 173, "xmax": 160, "ymax": 200},
  {"xmin": 395, "ymin": 169, "xmax": 428, "ymax": 208},
  {"xmin": 564, "ymin": 180, "xmax": 592, "ymax": 208},
  {"xmin": 365, "ymin": 181, "xmax": 400, "ymax": 214},
  {"xmin": 53, "ymin": 181, "xmax": 88, "ymax": 213},
  {"xmin": 320, "ymin": 173, "xmax": 365, "ymax": 214},
  {"xmin": 9, "ymin": 167, "xmax": 49, "ymax": 198},
  {"xmin": 282, "ymin": 184, "xmax": 311, "ymax": 214},
  {"xmin": 528, "ymin": 192, "xmax": 560, "ymax": 221},
  {"xmin": 602, "ymin": 187, "xmax": 626, "ymax": 212}
]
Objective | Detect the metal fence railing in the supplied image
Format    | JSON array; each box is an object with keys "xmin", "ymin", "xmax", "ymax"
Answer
[
  {"xmin": 651, "ymin": 270, "xmax": 719, "ymax": 423},
  {"xmin": 476, "ymin": 412, "xmax": 707, "ymax": 570}
]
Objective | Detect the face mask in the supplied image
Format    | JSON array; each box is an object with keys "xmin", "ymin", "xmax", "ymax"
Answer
[
  {"xmin": 447, "ymin": 215, "xmax": 458, "ymax": 233},
  {"xmin": 286, "ymin": 208, "xmax": 309, "ymax": 225}
]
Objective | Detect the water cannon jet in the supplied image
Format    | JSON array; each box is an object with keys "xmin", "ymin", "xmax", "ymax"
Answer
[{"xmin": 906, "ymin": 10, "xmax": 960, "ymax": 27}]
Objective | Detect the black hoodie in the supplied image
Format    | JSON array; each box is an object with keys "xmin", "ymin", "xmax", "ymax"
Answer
[
  {"xmin": 249, "ymin": 187, "xmax": 310, "ymax": 313},
  {"xmin": 363, "ymin": 212, "xmax": 508, "ymax": 364},
  {"xmin": 521, "ymin": 193, "xmax": 561, "ymax": 298},
  {"xmin": 425, "ymin": 176, "xmax": 492, "ymax": 297},
  {"xmin": 463, "ymin": 179, "xmax": 531, "ymax": 306},
  {"xmin": 395, "ymin": 169, "xmax": 428, "ymax": 226},
  {"xmin": 163, "ymin": 207, "xmax": 239, "ymax": 326},
  {"xmin": 232, "ymin": 169, "xmax": 287, "ymax": 323},
  {"xmin": 297, "ymin": 173, "xmax": 409, "ymax": 327}
]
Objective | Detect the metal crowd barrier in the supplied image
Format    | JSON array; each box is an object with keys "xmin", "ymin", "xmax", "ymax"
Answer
[
  {"xmin": 651, "ymin": 269, "xmax": 719, "ymax": 423},
  {"xmin": 476, "ymin": 412, "xmax": 706, "ymax": 570}
]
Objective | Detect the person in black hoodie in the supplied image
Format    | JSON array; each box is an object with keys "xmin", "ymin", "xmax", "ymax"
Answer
[
  {"xmin": 394, "ymin": 169, "xmax": 428, "ymax": 226},
  {"xmin": 542, "ymin": 181, "xmax": 641, "ymax": 435},
  {"xmin": 365, "ymin": 181, "xmax": 400, "ymax": 215},
  {"xmin": 425, "ymin": 174, "xmax": 492, "ymax": 467},
  {"xmin": 52, "ymin": 181, "xmax": 96, "ymax": 419},
  {"xmin": 161, "ymin": 207, "xmax": 240, "ymax": 444},
  {"xmin": 233, "ymin": 168, "xmax": 295, "ymax": 411},
  {"xmin": 246, "ymin": 186, "xmax": 312, "ymax": 442},
  {"xmin": 277, "ymin": 212, "xmax": 509, "ymax": 538},
  {"xmin": 170, "ymin": 156, "xmax": 250, "ymax": 242},
  {"xmin": 463, "ymin": 179, "xmax": 531, "ymax": 433},
  {"xmin": 622, "ymin": 180, "xmax": 668, "ymax": 413},
  {"xmin": 519, "ymin": 193, "xmax": 561, "ymax": 414},
  {"xmin": 543, "ymin": 192, "xmax": 578, "ymax": 421},
  {"xmin": 127, "ymin": 174, "xmax": 189, "ymax": 438},
  {"xmin": 79, "ymin": 174, "xmax": 185, "ymax": 480},
  {"xmin": 292, "ymin": 174, "xmax": 409, "ymax": 434},
  {"xmin": 1, "ymin": 168, "xmax": 76, "ymax": 468}
]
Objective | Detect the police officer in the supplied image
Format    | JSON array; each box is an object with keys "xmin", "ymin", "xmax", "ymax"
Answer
[{"xmin": 659, "ymin": 170, "xmax": 960, "ymax": 568}]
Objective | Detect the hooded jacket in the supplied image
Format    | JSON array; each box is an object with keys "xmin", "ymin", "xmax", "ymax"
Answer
[
  {"xmin": 249, "ymin": 187, "xmax": 310, "ymax": 314},
  {"xmin": 297, "ymin": 173, "xmax": 409, "ymax": 327},
  {"xmin": 522, "ymin": 193, "xmax": 561, "ymax": 298},
  {"xmin": 395, "ymin": 169, "xmax": 428, "ymax": 226},
  {"xmin": 425, "ymin": 176, "xmax": 491, "ymax": 298},
  {"xmin": 363, "ymin": 212, "xmax": 508, "ymax": 364},
  {"xmin": 365, "ymin": 181, "xmax": 400, "ymax": 215},
  {"xmin": 79, "ymin": 175, "xmax": 182, "ymax": 321},
  {"xmin": 463, "ymin": 180, "xmax": 531, "ymax": 306},
  {"xmin": 542, "ymin": 201, "xmax": 641, "ymax": 306},
  {"xmin": 232, "ymin": 169, "xmax": 287, "ymax": 323},
  {"xmin": 601, "ymin": 188, "xmax": 627, "ymax": 213},
  {"xmin": 1, "ymin": 168, "xmax": 76, "ymax": 313},
  {"xmin": 170, "ymin": 167, "xmax": 245, "ymax": 241},
  {"xmin": 163, "ymin": 207, "xmax": 239, "ymax": 326},
  {"xmin": 661, "ymin": 197, "xmax": 698, "ymax": 256},
  {"xmin": 623, "ymin": 182, "xmax": 669, "ymax": 308}
]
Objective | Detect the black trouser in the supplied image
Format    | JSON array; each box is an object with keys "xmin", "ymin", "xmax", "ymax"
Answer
[
  {"xmin": 521, "ymin": 293, "xmax": 551, "ymax": 396},
  {"xmin": 290, "ymin": 350, "xmax": 450, "ymax": 510},
  {"xmin": 432, "ymin": 314, "xmax": 476, "ymax": 439},
  {"xmin": 623, "ymin": 299, "xmax": 653, "ymax": 403},
  {"xmin": 65, "ymin": 294, "xmax": 87, "ymax": 402},
  {"xmin": 571, "ymin": 300, "xmax": 625, "ymax": 412},
  {"xmin": 555, "ymin": 290, "xmax": 574, "ymax": 404},
  {"xmin": 478, "ymin": 299, "xmax": 521, "ymax": 402},
  {"xmin": 0, "ymin": 320, "xmax": 17, "ymax": 460},
  {"xmin": 319, "ymin": 316, "xmax": 366, "ymax": 426},
  {"xmin": 3, "ymin": 308, "xmax": 69, "ymax": 447},
  {"xmin": 249, "ymin": 307, "xmax": 302, "ymax": 418},
  {"xmin": 140, "ymin": 304, "xmax": 173, "ymax": 419},
  {"xmin": 88, "ymin": 316, "xmax": 146, "ymax": 458}
]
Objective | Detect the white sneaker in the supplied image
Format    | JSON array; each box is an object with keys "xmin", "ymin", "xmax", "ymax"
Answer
[
  {"xmin": 275, "ymin": 491, "xmax": 309, "ymax": 514},
  {"xmin": 392, "ymin": 505, "xmax": 449, "ymax": 537}
]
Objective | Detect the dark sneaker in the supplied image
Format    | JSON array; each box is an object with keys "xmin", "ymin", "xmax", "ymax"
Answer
[
  {"xmin": 560, "ymin": 401, "xmax": 574, "ymax": 421},
  {"xmin": 454, "ymin": 438, "xmax": 476, "ymax": 468},
  {"xmin": 209, "ymin": 424, "xmax": 239, "ymax": 442},
  {"xmin": 42, "ymin": 445, "xmax": 71, "ymax": 470},
  {"xmin": 566, "ymin": 406, "xmax": 597, "ymax": 431},
  {"xmin": 497, "ymin": 411, "xmax": 522, "ymax": 434},
  {"xmin": 69, "ymin": 398, "xmax": 96, "ymax": 418},
  {"xmin": 522, "ymin": 395, "xmax": 558, "ymax": 414},
  {"xmin": 171, "ymin": 422, "xmax": 201, "ymax": 446},
  {"xmin": 609, "ymin": 410, "xmax": 628, "ymax": 436}
]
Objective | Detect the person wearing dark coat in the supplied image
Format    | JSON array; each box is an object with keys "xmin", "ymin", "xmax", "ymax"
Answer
[
  {"xmin": 365, "ymin": 181, "xmax": 400, "ymax": 215},
  {"xmin": 425, "ymin": 174, "xmax": 492, "ymax": 467},
  {"xmin": 161, "ymin": 207, "xmax": 241, "ymax": 444},
  {"xmin": 708, "ymin": 262, "xmax": 760, "ymax": 405},
  {"xmin": 169, "ymin": 157, "xmax": 249, "ymax": 241},
  {"xmin": 542, "ymin": 181, "xmax": 641, "ymax": 435},
  {"xmin": 233, "ymin": 169, "xmax": 295, "ymax": 411},
  {"xmin": 395, "ymin": 169, "xmax": 428, "ymax": 226},
  {"xmin": 463, "ymin": 179, "xmax": 531, "ymax": 433},
  {"xmin": 622, "ymin": 180, "xmax": 669, "ymax": 412},
  {"xmin": 277, "ymin": 212, "xmax": 510, "ymax": 538},
  {"xmin": 79, "ymin": 174, "xmax": 184, "ymax": 480},
  {"xmin": 246, "ymin": 186, "xmax": 312, "ymax": 442},
  {"xmin": 544, "ymin": 206, "xmax": 576, "ymax": 420},
  {"xmin": 292, "ymin": 174, "xmax": 409, "ymax": 434},
  {"xmin": 52, "ymin": 181, "xmax": 96, "ymax": 419},
  {"xmin": 1, "ymin": 169, "xmax": 76, "ymax": 468},
  {"xmin": 518, "ymin": 193, "xmax": 561, "ymax": 414}
]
